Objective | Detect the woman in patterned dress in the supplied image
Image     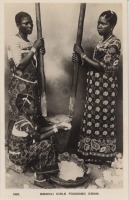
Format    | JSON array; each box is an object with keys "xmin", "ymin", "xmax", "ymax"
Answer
[
  {"xmin": 7, "ymin": 12, "xmax": 47, "ymax": 139},
  {"xmin": 73, "ymin": 10, "xmax": 121, "ymax": 163},
  {"xmin": 9, "ymin": 93, "xmax": 71, "ymax": 187}
]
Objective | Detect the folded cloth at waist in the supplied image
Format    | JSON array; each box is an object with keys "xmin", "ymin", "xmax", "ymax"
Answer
[
  {"xmin": 11, "ymin": 74, "xmax": 37, "ymax": 84},
  {"xmin": 9, "ymin": 150, "xmax": 21, "ymax": 155}
]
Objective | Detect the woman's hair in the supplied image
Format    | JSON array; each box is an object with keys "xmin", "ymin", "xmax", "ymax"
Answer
[
  {"xmin": 16, "ymin": 93, "xmax": 33, "ymax": 112},
  {"xmin": 15, "ymin": 11, "xmax": 31, "ymax": 25},
  {"xmin": 100, "ymin": 10, "xmax": 117, "ymax": 27}
]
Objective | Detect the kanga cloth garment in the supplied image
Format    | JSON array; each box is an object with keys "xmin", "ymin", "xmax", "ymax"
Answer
[
  {"xmin": 77, "ymin": 35, "xmax": 121, "ymax": 162},
  {"xmin": 8, "ymin": 34, "xmax": 40, "ymax": 122},
  {"xmin": 9, "ymin": 116, "xmax": 58, "ymax": 173}
]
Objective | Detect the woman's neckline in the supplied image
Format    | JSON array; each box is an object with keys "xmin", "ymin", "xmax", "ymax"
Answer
[
  {"xmin": 17, "ymin": 33, "xmax": 30, "ymax": 42},
  {"xmin": 102, "ymin": 34, "xmax": 114, "ymax": 43}
]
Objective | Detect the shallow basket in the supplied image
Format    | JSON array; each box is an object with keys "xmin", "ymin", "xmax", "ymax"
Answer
[
  {"xmin": 50, "ymin": 174, "xmax": 90, "ymax": 188},
  {"xmin": 49, "ymin": 152, "xmax": 90, "ymax": 188}
]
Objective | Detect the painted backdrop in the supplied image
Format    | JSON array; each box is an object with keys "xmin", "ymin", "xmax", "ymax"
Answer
[{"xmin": 4, "ymin": 3, "xmax": 123, "ymax": 151}]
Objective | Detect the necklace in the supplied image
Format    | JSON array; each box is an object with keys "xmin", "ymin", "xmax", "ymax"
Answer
[{"xmin": 102, "ymin": 34, "xmax": 113, "ymax": 43}]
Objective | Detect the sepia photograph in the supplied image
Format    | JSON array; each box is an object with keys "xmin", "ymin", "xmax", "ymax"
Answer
[{"xmin": 0, "ymin": 0, "xmax": 128, "ymax": 200}]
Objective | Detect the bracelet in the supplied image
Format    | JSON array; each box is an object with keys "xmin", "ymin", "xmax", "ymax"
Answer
[
  {"xmin": 53, "ymin": 125, "xmax": 58, "ymax": 133},
  {"xmin": 31, "ymin": 47, "xmax": 36, "ymax": 54},
  {"xmin": 81, "ymin": 53, "xmax": 87, "ymax": 59}
]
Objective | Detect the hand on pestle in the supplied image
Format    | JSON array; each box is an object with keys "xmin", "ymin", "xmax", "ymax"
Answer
[{"xmin": 57, "ymin": 122, "xmax": 72, "ymax": 131}]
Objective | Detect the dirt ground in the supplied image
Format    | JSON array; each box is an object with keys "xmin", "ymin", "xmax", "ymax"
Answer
[{"xmin": 5, "ymin": 148, "xmax": 123, "ymax": 189}]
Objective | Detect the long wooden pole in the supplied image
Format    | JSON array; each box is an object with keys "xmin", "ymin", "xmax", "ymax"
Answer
[
  {"xmin": 69, "ymin": 3, "xmax": 86, "ymax": 118},
  {"xmin": 35, "ymin": 3, "xmax": 47, "ymax": 117}
]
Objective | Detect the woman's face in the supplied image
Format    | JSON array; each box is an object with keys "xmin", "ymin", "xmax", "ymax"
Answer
[
  {"xmin": 97, "ymin": 16, "xmax": 112, "ymax": 36},
  {"xmin": 18, "ymin": 16, "xmax": 33, "ymax": 35}
]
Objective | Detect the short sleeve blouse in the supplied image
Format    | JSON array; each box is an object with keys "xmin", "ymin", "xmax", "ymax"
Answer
[{"xmin": 93, "ymin": 35, "xmax": 121, "ymax": 73}]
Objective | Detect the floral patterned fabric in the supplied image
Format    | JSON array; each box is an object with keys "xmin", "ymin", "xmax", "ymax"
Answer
[
  {"xmin": 77, "ymin": 35, "xmax": 121, "ymax": 162},
  {"xmin": 9, "ymin": 116, "xmax": 58, "ymax": 173},
  {"xmin": 8, "ymin": 35, "xmax": 40, "ymax": 122}
]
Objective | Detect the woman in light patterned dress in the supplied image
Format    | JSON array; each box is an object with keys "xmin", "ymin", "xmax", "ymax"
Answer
[
  {"xmin": 7, "ymin": 12, "xmax": 47, "ymax": 140},
  {"xmin": 73, "ymin": 10, "xmax": 121, "ymax": 164}
]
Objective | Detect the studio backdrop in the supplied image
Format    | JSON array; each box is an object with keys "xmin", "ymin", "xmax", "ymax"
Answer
[{"xmin": 4, "ymin": 3, "xmax": 123, "ymax": 151}]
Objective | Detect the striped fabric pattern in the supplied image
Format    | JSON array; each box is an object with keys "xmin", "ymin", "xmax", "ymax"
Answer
[{"xmin": 8, "ymin": 34, "xmax": 33, "ymax": 67}]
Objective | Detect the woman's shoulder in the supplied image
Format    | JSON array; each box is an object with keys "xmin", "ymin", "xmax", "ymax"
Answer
[
  {"xmin": 109, "ymin": 35, "xmax": 121, "ymax": 49},
  {"xmin": 111, "ymin": 35, "xmax": 121, "ymax": 42},
  {"xmin": 13, "ymin": 117, "xmax": 34, "ymax": 134},
  {"xmin": 14, "ymin": 116, "xmax": 32, "ymax": 127},
  {"xmin": 8, "ymin": 34, "xmax": 21, "ymax": 46}
]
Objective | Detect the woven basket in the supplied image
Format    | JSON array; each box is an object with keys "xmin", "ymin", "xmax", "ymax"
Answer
[{"xmin": 49, "ymin": 152, "xmax": 91, "ymax": 188}]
